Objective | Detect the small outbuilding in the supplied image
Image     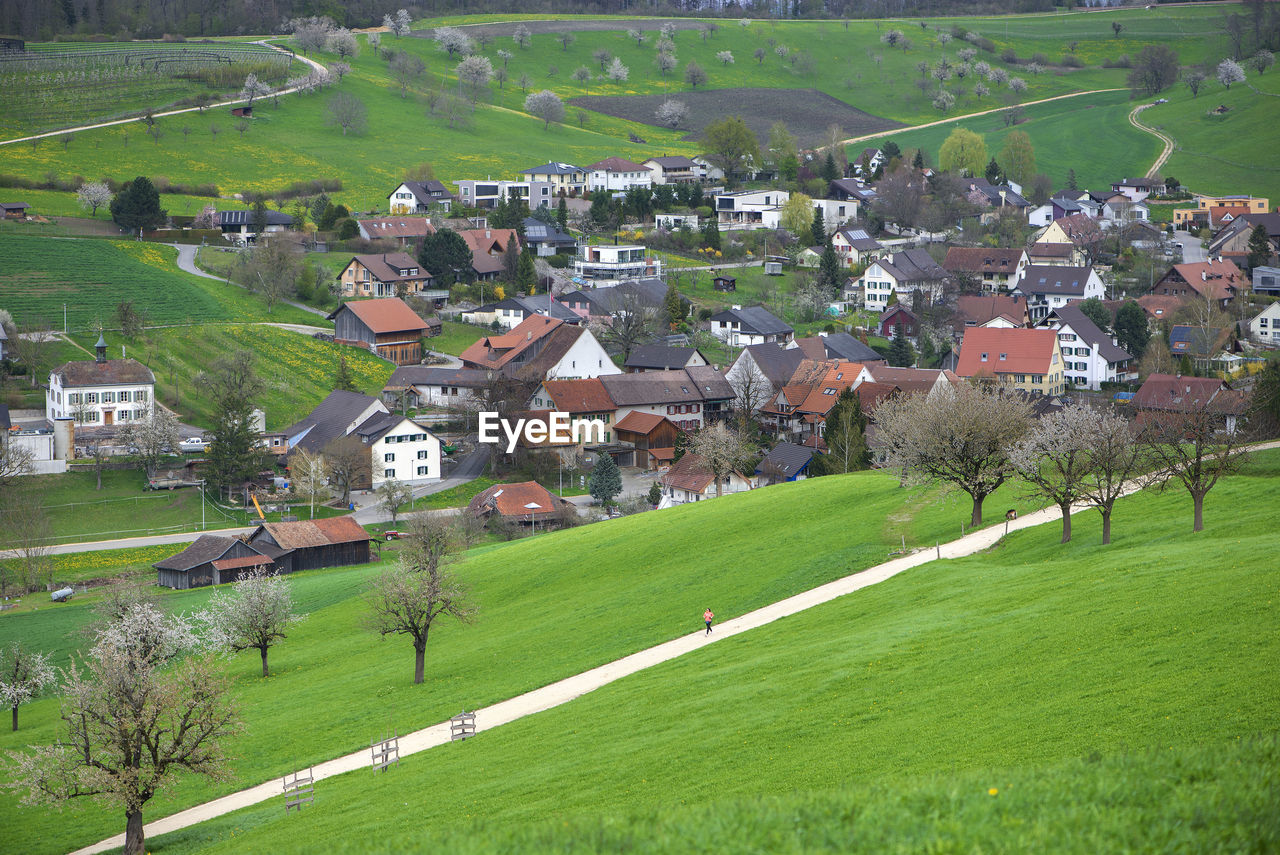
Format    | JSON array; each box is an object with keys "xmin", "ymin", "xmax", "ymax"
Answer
[
  {"xmin": 466, "ymin": 481, "xmax": 576, "ymax": 529},
  {"xmin": 154, "ymin": 535, "xmax": 273, "ymax": 590},
  {"xmin": 247, "ymin": 517, "xmax": 373, "ymax": 575}
]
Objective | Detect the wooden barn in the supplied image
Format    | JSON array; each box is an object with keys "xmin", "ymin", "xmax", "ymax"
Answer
[
  {"xmin": 327, "ymin": 297, "xmax": 431, "ymax": 365},
  {"xmin": 247, "ymin": 517, "xmax": 373, "ymax": 574},
  {"xmin": 154, "ymin": 535, "xmax": 273, "ymax": 590},
  {"xmin": 613, "ymin": 412, "xmax": 682, "ymax": 469}
]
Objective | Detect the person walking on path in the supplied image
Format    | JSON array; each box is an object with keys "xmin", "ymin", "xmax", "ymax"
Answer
[{"xmin": 703, "ymin": 608, "xmax": 714, "ymax": 635}]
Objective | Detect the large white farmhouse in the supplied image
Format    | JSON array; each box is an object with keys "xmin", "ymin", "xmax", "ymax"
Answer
[{"xmin": 46, "ymin": 336, "xmax": 155, "ymax": 426}]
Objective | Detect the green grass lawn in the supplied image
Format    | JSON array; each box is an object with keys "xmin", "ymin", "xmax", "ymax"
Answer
[
  {"xmin": 74, "ymin": 324, "xmax": 393, "ymax": 431},
  {"xmin": 142, "ymin": 448, "xmax": 1280, "ymax": 854},
  {"xmin": 0, "ymin": 7, "xmax": 1251, "ymax": 216},
  {"xmin": 0, "ymin": 466, "xmax": 1048, "ymax": 855},
  {"xmin": 427, "ymin": 320, "xmax": 490, "ymax": 357},
  {"xmin": 0, "ymin": 234, "xmax": 321, "ymax": 334}
]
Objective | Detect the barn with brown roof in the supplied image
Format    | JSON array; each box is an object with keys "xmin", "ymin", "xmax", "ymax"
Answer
[
  {"xmin": 154, "ymin": 535, "xmax": 273, "ymax": 590},
  {"xmin": 466, "ymin": 481, "xmax": 576, "ymax": 528},
  {"xmin": 246, "ymin": 517, "xmax": 373, "ymax": 575},
  {"xmin": 328, "ymin": 297, "xmax": 431, "ymax": 365}
]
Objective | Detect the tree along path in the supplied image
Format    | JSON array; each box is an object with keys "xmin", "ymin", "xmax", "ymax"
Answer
[
  {"xmin": 837, "ymin": 88, "xmax": 1125, "ymax": 149},
  {"xmin": 171, "ymin": 243, "xmax": 328, "ymax": 318},
  {"xmin": 72, "ymin": 439, "xmax": 1280, "ymax": 855},
  {"xmin": 0, "ymin": 41, "xmax": 325, "ymax": 148},
  {"xmin": 1127, "ymin": 102, "xmax": 1175, "ymax": 179}
]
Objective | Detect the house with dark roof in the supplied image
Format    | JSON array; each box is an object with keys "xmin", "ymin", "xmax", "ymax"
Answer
[
  {"xmin": 1207, "ymin": 212, "xmax": 1280, "ymax": 267},
  {"xmin": 1150, "ymin": 259, "xmax": 1245, "ymax": 310},
  {"xmin": 1111, "ymin": 177, "xmax": 1161, "ymax": 202},
  {"xmin": 467, "ymin": 481, "xmax": 576, "ymax": 527},
  {"xmin": 1168, "ymin": 325, "xmax": 1230, "ymax": 359},
  {"xmin": 327, "ymin": 297, "xmax": 431, "ymax": 365},
  {"xmin": 877, "ymin": 305, "xmax": 920, "ymax": 345},
  {"xmin": 154, "ymin": 535, "xmax": 272, "ymax": 590},
  {"xmin": 659, "ymin": 452, "xmax": 753, "ymax": 504},
  {"xmin": 943, "ymin": 247, "xmax": 1028, "ymax": 291},
  {"xmin": 1011, "ymin": 265, "xmax": 1105, "ymax": 320},
  {"xmin": 709, "ymin": 305, "xmax": 794, "ymax": 347},
  {"xmin": 519, "ymin": 162, "xmax": 587, "ymax": 195},
  {"xmin": 788, "ymin": 333, "xmax": 885, "ymax": 365},
  {"xmin": 284, "ymin": 390, "xmax": 442, "ymax": 485},
  {"xmin": 388, "ymin": 179, "xmax": 454, "ymax": 213},
  {"xmin": 339, "ymin": 253, "xmax": 434, "ymax": 300},
  {"xmin": 1042, "ymin": 305, "xmax": 1136, "ymax": 389},
  {"xmin": 585, "ymin": 157, "xmax": 652, "ymax": 192},
  {"xmin": 357, "ymin": 217, "xmax": 435, "ymax": 244},
  {"xmin": 955, "ymin": 327, "xmax": 1064, "ymax": 396},
  {"xmin": 1033, "ymin": 215, "xmax": 1104, "ymax": 265},
  {"xmin": 864, "ymin": 365, "xmax": 961, "ymax": 398},
  {"xmin": 952, "ymin": 294, "xmax": 1029, "ymax": 334},
  {"xmin": 46, "ymin": 337, "xmax": 155, "ymax": 427},
  {"xmin": 830, "ymin": 227, "xmax": 884, "ymax": 268},
  {"xmin": 381, "ymin": 365, "xmax": 492, "ymax": 409},
  {"xmin": 755, "ymin": 441, "xmax": 814, "ymax": 484},
  {"xmin": 0, "ymin": 321, "xmax": 6, "ymax": 361},
  {"xmin": 246, "ymin": 518, "xmax": 373, "ymax": 575},
  {"xmin": 643, "ymin": 155, "xmax": 699, "ymax": 185},
  {"xmin": 964, "ymin": 178, "xmax": 1031, "ymax": 222},
  {"xmin": 600, "ymin": 367, "xmax": 733, "ymax": 431},
  {"xmin": 468, "ymin": 295, "xmax": 581, "ymax": 331},
  {"xmin": 214, "ymin": 209, "xmax": 291, "ymax": 241},
  {"xmin": 560, "ymin": 278, "xmax": 679, "ymax": 325},
  {"xmin": 523, "ymin": 216, "xmax": 578, "ymax": 257},
  {"xmin": 624, "ymin": 345, "xmax": 707, "ymax": 373},
  {"xmin": 848, "ymin": 249, "xmax": 952, "ymax": 313},
  {"xmin": 724, "ymin": 344, "xmax": 807, "ymax": 411},
  {"xmin": 827, "ymin": 179, "xmax": 877, "ymax": 206}
]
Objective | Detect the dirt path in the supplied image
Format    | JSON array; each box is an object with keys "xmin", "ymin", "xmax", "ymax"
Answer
[
  {"xmin": 837, "ymin": 88, "xmax": 1126, "ymax": 148},
  {"xmin": 1128, "ymin": 102, "xmax": 1175, "ymax": 179},
  {"xmin": 73, "ymin": 440, "xmax": 1280, "ymax": 854},
  {"xmin": 0, "ymin": 41, "xmax": 325, "ymax": 148}
]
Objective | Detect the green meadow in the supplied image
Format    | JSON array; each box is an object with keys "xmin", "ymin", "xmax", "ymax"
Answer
[
  {"xmin": 0, "ymin": 467, "xmax": 1048, "ymax": 855},
  {"xmin": 137, "ymin": 449, "xmax": 1280, "ymax": 853}
]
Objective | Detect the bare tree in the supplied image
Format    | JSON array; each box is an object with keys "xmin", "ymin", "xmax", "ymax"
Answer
[
  {"xmin": 524, "ymin": 90, "xmax": 565, "ymax": 129},
  {"xmin": 684, "ymin": 60, "xmax": 708, "ymax": 88},
  {"xmin": 0, "ymin": 442, "xmax": 34, "ymax": 491},
  {"xmin": 688, "ymin": 423, "xmax": 756, "ymax": 498},
  {"xmin": 325, "ymin": 92, "xmax": 368, "ymax": 136},
  {"xmin": 627, "ymin": 28, "xmax": 646, "ymax": 46},
  {"xmin": 1009, "ymin": 403, "xmax": 1099, "ymax": 543},
  {"xmin": 76, "ymin": 181, "xmax": 113, "ymax": 217},
  {"xmin": 5, "ymin": 603, "xmax": 236, "ymax": 855},
  {"xmin": 2, "ymin": 488, "xmax": 54, "ymax": 592},
  {"xmin": 389, "ymin": 51, "xmax": 426, "ymax": 98},
  {"xmin": 876, "ymin": 383, "xmax": 1032, "ymax": 526},
  {"xmin": 595, "ymin": 291, "xmax": 661, "ymax": 361},
  {"xmin": 1079, "ymin": 409, "xmax": 1151, "ymax": 545},
  {"xmin": 117, "ymin": 407, "xmax": 179, "ymax": 478},
  {"xmin": 367, "ymin": 514, "xmax": 476, "ymax": 685},
  {"xmin": 728, "ymin": 360, "xmax": 772, "ymax": 437},
  {"xmin": 377, "ymin": 478, "xmax": 414, "ymax": 524},
  {"xmin": 323, "ymin": 436, "xmax": 370, "ymax": 507},
  {"xmin": 1141, "ymin": 395, "xmax": 1245, "ymax": 532},
  {"xmin": 593, "ymin": 47, "xmax": 613, "ymax": 70},
  {"xmin": 245, "ymin": 237, "xmax": 301, "ymax": 312},
  {"xmin": 290, "ymin": 447, "xmax": 328, "ymax": 518},
  {"xmin": 655, "ymin": 98, "xmax": 688, "ymax": 128},
  {"xmin": 367, "ymin": 31, "xmax": 382, "ymax": 55},
  {"xmin": 196, "ymin": 567, "xmax": 298, "ymax": 677},
  {"xmin": 0, "ymin": 642, "xmax": 56, "ymax": 731},
  {"xmin": 557, "ymin": 31, "xmax": 576, "ymax": 51},
  {"xmin": 9, "ymin": 324, "xmax": 53, "ymax": 389}
]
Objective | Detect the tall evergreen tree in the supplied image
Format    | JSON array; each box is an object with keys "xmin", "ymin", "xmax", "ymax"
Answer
[
  {"xmin": 887, "ymin": 325, "xmax": 915, "ymax": 367},
  {"xmin": 334, "ymin": 353, "xmax": 357, "ymax": 391},
  {"xmin": 811, "ymin": 206, "xmax": 826, "ymax": 246},
  {"xmin": 985, "ymin": 157, "xmax": 1001, "ymax": 183},
  {"xmin": 1247, "ymin": 223, "xmax": 1273, "ymax": 270},
  {"xmin": 418, "ymin": 228, "xmax": 474, "ymax": 287},
  {"xmin": 702, "ymin": 218, "xmax": 721, "ymax": 251},
  {"xmin": 1066, "ymin": 169, "xmax": 1078, "ymax": 191},
  {"xmin": 820, "ymin": 151, "xmax": 840, "ymax": 182},
  {"xmin": 912, "ymin": 148, "xmax": 925, "ymax": 170},
  {"xmin": 502, "ymin": 236, "xmax": 520, "ymax": 281},
  {"xmin": 556, "ymin": 196, "xmax": 569, "ymax": 232},
  {"xmin": 197, "ymin": 349, "xmax": 268, "ymax": 498},
  {"xmin": 109, "ymin": 175, "xmax": 167, "ymax": 234},
  {"xmin": 1113, "ymin": 300, "xmax": 1150, "ymax": 360},
  {"xmin": 817, "ymin": 241, "xmax": 841, "ymax": 292},
  {"xmin": 588, "ymin": 453, "xmax": 622, "ymax": 508},
  {"xmin": 516, "ymin": 246, "xmax": 537, "ymax": 290},
  {"xmin": 663, "ymin": 284, "xmax": 686, "ymax": 328}
]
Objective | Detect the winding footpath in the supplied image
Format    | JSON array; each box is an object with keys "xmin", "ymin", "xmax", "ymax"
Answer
[
  {"xmin": 170, "ymin": 243, "xmax": 328, "ymax": 318},
  {"xmin": 0, "ymin": 42, "xmax": 326, "ymax": 148},
  {"xmin": 69, "ymin": 440, "xmax": 1280, "ymax": 855},
  {"xmin": 1127, "ymin": 102, "xmax": 1176, "ymax": 179}
]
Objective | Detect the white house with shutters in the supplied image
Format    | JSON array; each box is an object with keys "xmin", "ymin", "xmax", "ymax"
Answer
[{"xmin": 46, "ymin": 337, "xmax": 155, "ymax": 427}]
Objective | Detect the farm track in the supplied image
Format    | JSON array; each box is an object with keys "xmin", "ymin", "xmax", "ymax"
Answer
[
  {"xmin": 71, "ymin": 438, "xmax": 1280, "ymax": 855},
  {"xmin": 0, "ymin": 41, "xmax": 325, "ymax": 147},
  {"xmin": 1127, "ymin": 102, "xmax": 1175, "ymax": 179}
]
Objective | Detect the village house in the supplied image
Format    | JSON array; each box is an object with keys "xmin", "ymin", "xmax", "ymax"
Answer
[
  {"xmin": 523, "ymin": 216, "xmax": 578, "ymax": 257},
  {"xmin": 356, "ymin": 217, "xmax": 435, "ymax": 245},
  {"xmin": 613, "ymin": 411, "xmax": 682, "ymax": 469},
  {"xmin": 643, "ymin": 155, "xmax": 699, "ymax": 185},
  {"xmin": 600, "ymin": 367, "xmax": 732, "ymax": 432},
  {"xmin": 467, "ymin": 295, "xmax": 581, "ymax": 331},
  {"xmin": 1173, "ymin": 194, "xmax": 1270, "ymax": 229},
  {"xmin": 848, "ymin": 249, "xmax": 952, "ymax": 312},
  {"xmin": 339, "ymin": 253, "xmax": 434, "ymax": 299},
  {"xmin": 952, "ymin": 294, "xmax": 1030, "ymax": 334},
  {"xmin": 964, "ymin": 178, "xmax": 1031, "ymax": 223},
  {"xmin": 585, "ymin": 157, "xmax": 653, "ymax": 193},
  {"xmin": 788, "ymin": 332, "xmax": 884, "ymax": 364},
  {"xmin": 1245, "ymin": 302, "xmax": 1280, "ymax": 346},
  {"xmin": 285, "ymin": 390, "xmax": 442, "ymax": 486},
  {"xmin": 1254, "ymin": 266, "xmax": 1280, "ymax": 297},
  {"xmin": 328, "ymin": 297, "xmax": 431, "ymax": 365},
  {"xmin": 755, "ymin": 442, "xmax": 815, "ymax": 484},
  {"xmin": 852, "ymin": 147, "xmax": 885, "ymax": 178},
  {"xmin": 388, "ymin": 180, "xmax": 454, "ymax": 213},
  {"xmin": 943, "ymin": 247, "xmax": 1029, "ymax": 292},
  {"xmin": 381, "ymin": 365, "xmax": 491, "ymax": 409},
  {"xmin": 1041, "ymin": 305, "xmax": 1136, "ymax": 390},
  {"xmin": 519, "ymin": 162, "xmax": 587, "ymax": 195},
  {"xmin": 955, "ymin": 327, "xmax": 1064, "ymax": 396},
  {"xmin": 1028, "ymin": 192, "xmax": 1102, "ymax": 229},
  {"xmin": 1207, "ymin": 212, "xmax": 1280, "ymax": 268},
  {"xmin": 1011, "ymin": 265, "xmax": 1106, "ymax": 321},
  {"xmin": 457, "ymin": 227, "xmax": 522, "ymax": 281},
  {"xmin": 560, "ymin": 279, "xmax": 674, "ymax": 326},
  {"xmin": 214, "ymin": 209, "xmax": 291, "ymax": 242},
  {"xmin": 571, "ymin": 243, "xmax": 663, "ymax": 285},
  {"xmin": 459, "ymin": 315, "xmax": 620, "ymax": 381},
  {"xmin": 709, "ymin": 305, "xmax": 794, "ymax": 347},
  {"xmin": 1031, "ymin": 215, "xmax": 1104, "ymax": 265},
  {"xmin": 623, "ymin": 345, "xmax": 708, "ymax": 373},
  {"xmin": 827, "ymin": 179, "xmax": 877, "ymax": 207},
  {"xmin": 1110, "ymin": 177, "xmax": 1161, "ymax": 203},
  {"xmin": 878, "ymin": 305, "xmax": 920, "ymax": 345},
  {"xmin": 1133, "ymin": 373, "xmax": 1248, "ymax": 434},
  {"xmin": 723, "ymin": 344, "xmax": 807, "ymax": 412},
  {"xmin": 527, "ymin": 378, "xmax": 618, "ymax": 445},
  {"xmin": 154, "ymin": 535, "xmax": 273, "ymax": 590},
  {"xmin": 760, "ymin": 359, "xmax": 873, "ymax": 441},
  {"xmin": 455, "ymin": 178, "xmax": 553, "ymax": 209},
  {"xmin": 1150, "ymin": 259, "xmax": 1246, "ymax": 310},
  {"xmin": 659, "ymin": 452, "xmax": 753, "ymax": 505},
  {"xmin": 46, "ymin": 337, "xmax": 154, "ymax": 427},
  {"xmin": 467, "ymin": 481, "xmax": 576, "ymax": 529},
  {"xmin": 830, "ymin": 227, "xmax": 883, "ymax": 269},
  {"xmin": 714, "ymin": 188, "xmax": 789, "ymax": 229}
]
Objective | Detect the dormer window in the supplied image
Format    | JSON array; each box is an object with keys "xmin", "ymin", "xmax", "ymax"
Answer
[
  {"xmin": 980, "ymin": 353, "xmax": 988, "ymax": 362},
  {"xmin": 999, "ymin": 353, "xmax": 1007, "ymax": 361}
]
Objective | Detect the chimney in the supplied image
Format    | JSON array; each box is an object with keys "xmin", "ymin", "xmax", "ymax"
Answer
[{"xmin": 94, "ymin": 334, "xmax": 107, "ymax": 364}]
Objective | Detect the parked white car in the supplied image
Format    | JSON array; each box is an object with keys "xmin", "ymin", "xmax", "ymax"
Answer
[{"xmin": 178, "ymin": 437, "xmax": 210, "ymax": 453}]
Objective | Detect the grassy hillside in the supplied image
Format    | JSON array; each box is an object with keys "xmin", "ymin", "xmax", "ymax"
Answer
[
  {"xmin": 0, "ymin": 6, "xmax": 1262, "ymax": 213},
  {"xmin": 0, "ymin": 468, "xmax": 1046, "ymax": 855},
  {"xmin": 0, "ymin": 234, "xmax": 321, "ymax": 333},
  {"xmin": 144, "ymin": 448, "xmax": 1280, "ymax": 854},
  {"xmin": 75, "ymin": 324, "xmax": 394, "ymax": 430}
]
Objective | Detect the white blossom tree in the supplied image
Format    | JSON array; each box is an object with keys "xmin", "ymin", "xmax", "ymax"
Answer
[
  {"xmin": 627, "ymin": 28, "xmax": 645, "ymax": 46},
  {"xmin": 291, "ymin": 447, "xmax": 329, "ymax": 518},
  {"xmin": 117, "ymin": 407, "xmax": 180, "ymax": 478},
  {"xmin": 1079, "ymin": 409, "xmax": 1151, "ymax": 545},
  {"xmin": 326, "ymin": 28, "xmax": 359, "ymax": 59},
  {"xmin": 0, "ymin": 642, "xmax": 55, "ymax": 731},
  {"xmin": 607, "ymin": 56, "xmax": 630, "ymax": 82},
  {"xmin": 457, "ymin": 55, "xmax": 494, "ymax": 107},
  {"xmin": 717, "ymin": 50, "xmax": 735, "ymax": 65},
  {"xmin": 239, "ymin": 73, "xmax": 271, "ymax": 109},
  {"xmin": 76, "ymin": 181, "xmax": 113, "ymax": 217},
  {"xmin": 367, "ymin": 31, "xmax": 381, "ymax": 55},
  {"xmin": 5, "ymin": 603, "xmax": 234, "ymax": 855},
  {"xmin": 525, "ymin": 89, "xmax": 565, "ymax": 129},
  {"xmin": 196, "ymin": 568, "xmax": 299, "ymax": 677},
  {"xmin": 655, "ymin": 98, "xmax": 688, "ymax": 128},
  {"xmin": 289, "ymin": 16, "xmax": 334, "ymax": 55},
  {"xmin": 435, "ymin": 26, "xmax": 473, "ymax": 59},
  {"xmin": 688, "ymin": 423, "xmax": 756, "ymax": 498},
  {"xmin": 1217, "ymin": 58, "xmax": 1246, "ymax": 88},
  {"xmin": 513, "ymin": 23, "xmax": 532, "ymax": 49},
  {"xmin": 377, "ymin": 478, "xmax": 414, "ymax": 524}
]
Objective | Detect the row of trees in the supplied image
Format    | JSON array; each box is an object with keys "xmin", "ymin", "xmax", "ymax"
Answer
[{"xmin": 3, "ymin": 509, "xmax": 476, "ymax": 855}]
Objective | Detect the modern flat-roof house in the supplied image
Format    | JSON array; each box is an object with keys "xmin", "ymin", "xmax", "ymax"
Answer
[
  {"xmin": 327, "ymin": 297, "xmax": 431, "ymax": 365},
  {"xmin": 215, "ymin": 209, "xmax": 292, "ymax": 241},
  {"xmin": 46, "ymin": 337, "xmax": 154, "ymax": 427},
  {"xmin": 571, "ymin": 243, "xmax": 663, "ymax": 285},
  {"xmin": 955, "ymin": 327, "xmax": 1064, "ymax": 397},
  {"xmin": 519, "ymin": 162, "xmax": 587, "ymax": 195},
  {"xmin": 388, "ymin": 180, "xmax": 454, "ymax": 213},
  {"xmin": 709, "ymin": 305, "xmax": 794, "ymax": 347},
  {"xmin": 454, "ymin": 178, "xmax": 554, "ymax": 210},
  {"xmin": 339, "ymin": 252, "xmax": 434, "ymax": 299},
  {"xmin": 1011, "ymin": 265, "xmax": 1105, "ymax": 321},
  {"xmin": 715, "ymin": 189, "xmax": 789, "ymax": 230},
  {"xmin": 1042, "ymin": 305, "xmax": 1136, "ymax": 390}
]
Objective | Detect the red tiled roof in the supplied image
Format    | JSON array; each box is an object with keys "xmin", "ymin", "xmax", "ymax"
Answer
[
  {"xmin": 337, "ymin": 298, "xmax": 430, "ymax": 334},
  {"xmin": 1168, "ymin": 259, "xmax": 1244, "ymax": 301},
  {"xmin": 1133, "ymin": 373, "xmax": 1248, "ymax": 415},
  {"xmin": 467, "ymin": 481, "xmax": 567, "ymax": 519},
  {"xmin": 257, "ymin": 517, "xmax": 372, "ymax": 550},
  {"xmin": 1137, "ymin": 294, "xmax": 1185, "ymax": 319},
  {"xmin": 614, "ymin": 411, "xmax": 667, "ymax": 434},
  {"xmin": 211, "ymin": 555, "xmax": 275, "ymax": 572},
  {"xmin": 660, "ymin": 453, "xmax": 717, "ymax": 493},
  {"xmin": 459, "ymin": 315, "xmax": 563, "ymax": 369},
  {"xmin": 540, "ymin": 378, "xmax": 614, "ymax": 414},
  {"xmin": 586, "ymin": 156, "xmax": 649, "ymax": 173},
  {"xmin": 956, "ymin": 327, "xmax": 1059, "ymax": 378},
  {"xmin": 955, "ymin": 295, "xmax": 1028, "ymax": 327},
  {"xmin": 944, "ymin": 247, "xmax": 1025, "ymax": 274},
  {"xmin": 794, "ymin": 362, "xmax": 867, "ymax": 417}
]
